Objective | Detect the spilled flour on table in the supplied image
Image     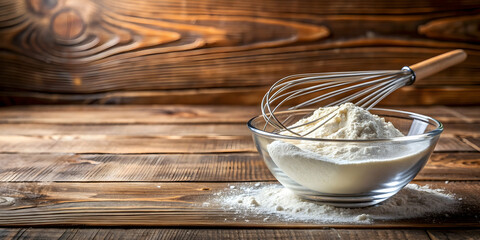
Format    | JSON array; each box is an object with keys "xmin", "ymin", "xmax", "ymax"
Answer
[{"xmin": 213, "ymin": 183, "xmax": 458, "ymax": 223}]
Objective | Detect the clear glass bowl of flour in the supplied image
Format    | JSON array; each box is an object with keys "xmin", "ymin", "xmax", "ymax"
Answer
[{"xmin": 247, "ymin": 108, "xmax": 443, "ymax": 207}]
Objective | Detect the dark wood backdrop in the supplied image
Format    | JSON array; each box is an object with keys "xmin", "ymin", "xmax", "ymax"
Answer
[{"xmin": 1, "ymin": 0, "xmax": 479, "ymax": 105}]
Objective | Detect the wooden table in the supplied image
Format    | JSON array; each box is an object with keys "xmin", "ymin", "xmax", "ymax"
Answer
[{"xmin": 0, "ymin": 105, "xmax": 479, "ymax": 239}]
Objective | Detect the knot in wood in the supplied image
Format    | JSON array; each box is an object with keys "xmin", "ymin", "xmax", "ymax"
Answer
[
  {"xmin": 51, "ymin": 9, "xmax": 85, "ymax": 40},
  {"xmin": 0, "ymin": 197, "xmax": 15, "ymax": 207}
]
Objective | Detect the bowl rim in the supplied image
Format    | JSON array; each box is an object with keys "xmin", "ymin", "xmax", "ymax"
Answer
[{"xmin": 247, "ymin": 107, "xmax": 443, "ymax": 143}]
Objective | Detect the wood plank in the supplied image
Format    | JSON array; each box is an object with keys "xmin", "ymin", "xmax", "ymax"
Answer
[
  {"xmin": 0, "ymin": 105, "xmax": 259, "ymax": 124},
  {"xmin": 0, "ymin": 123, "xmax": 251, "ymax": 136},
  {"xmin": 3, "ymin": 86, "xmax": 480, "ymax": 107},
  {"xmin": 0, "ymin": 181, "xmax": 478, "ymax": 227},
  {"xmin": 427, "ymin": 229, "xmax": 480, "ymax": 240},
  {"xmin": 2, "ymin": 9, "xmax": 480, "ymax": 94},
  {"xmin": 2, "ymin": 0, "xmax": 480, "ymax": 106},
  {"xmin": 1, "ymin": 122, "xmax": 478, "ymax": 138},
  {"xmin": 0, "ymin": 134, "xmax": 472, "ymax": 154},
  {"xmin": 0, "ymin": 135, "xmax": 256, "ymax": 154},
  {"xmin": 0, "ymin": 105, "xmax": 474, "ymax": 125},
  {"xmin": 0, "ymin": 105, "xmax": 475, "ymax": 154},
  {"xmin": 1, "ymin": 18, "xmax": 480, "ymax": 93},
  {"xmin": 0, "ymin": 88, "xmax": 270, "ymax": 106},
  {"xmin": 0, "ymin": 105, "xmax": 465, "ymax": 123},
  {"xmin": 0, "ymin": 152, "xmax": 479, "ymax": 182},
  {"xmin": 0, "ymin": 153, "xmax": 273, "ymax": 182},
  {"xmin": 0, "ymin": 228, "xmax": 432, "ymax": 240}
]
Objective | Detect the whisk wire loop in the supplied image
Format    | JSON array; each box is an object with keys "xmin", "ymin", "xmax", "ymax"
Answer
[
  {"xmin": 261, "ymin": 50, "xmax": 467, "ymax": 137},
  {"xmin": 262, "ymin": 70, "xmax": 412, "ymax": 136}
]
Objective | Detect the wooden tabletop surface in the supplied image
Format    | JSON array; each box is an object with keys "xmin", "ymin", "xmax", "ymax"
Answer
[{"xmin": 0, "ymin": 105, "xmax": 479, "ymax": 239}]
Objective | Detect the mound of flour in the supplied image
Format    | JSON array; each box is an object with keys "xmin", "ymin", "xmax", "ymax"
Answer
[
  {"xmin": 286, "ymin": 102, "xmax": 403, "ymax": 140},
  {"xmin": 279, "ymin": 103, "xmax": 407, "ymax": 161},
  {"xmin": 219, "ymin": 183, "xmax": 457, "ymax": 223}
]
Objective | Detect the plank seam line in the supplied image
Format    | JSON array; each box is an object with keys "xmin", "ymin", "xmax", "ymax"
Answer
[
  {"xmin": 0, "ymin": 150, "xmax": 473, "ymax": 155},
  {"xmin": 459, "ymin": 136, "xmax": 480, "ymax": 152},
  {"xmin": 425, "ymin": 230, "xmax": 435, "ymax": 240},
  {"xmin": 1, "ymin": 120, "xmax": 480, "ymax": 125},
  {"xmin": 0, "ymin": 122, "xmax": 250, "ymax": 126},
  {"xmin": 0, "ymin": 86, "xmax": 270, "ymax": 96},
  {"xmin": 0, "ymin": 180, "xmax": 280, "ymax": 183},
  {"xmin": 441, "ymin": 106, "xmax": 474, "ymax": 123},
  {"xmin": 1, "ymin": 180, "xmax": 478, "ymax": 184},
  {"xmin": 1, "ymin": 224, "xmax": 480, "ymax": 229},
  {"xmin": 0, "ymin": 152, "xmax": 261, "ymax": 156},
  {"xmin": 0, "ymin": 151, "xmax": 258, "ymax": 155},
  {"xmin": 0, "ymin": 152, "xmax": 478, "ymax": 156},
  {"xmin": 0, "ymin": 134, "xmax": 251, "ymax": 139},
  {"xmin": 13, "ymin": 228, "xmax": 27, "ymax": 240}
]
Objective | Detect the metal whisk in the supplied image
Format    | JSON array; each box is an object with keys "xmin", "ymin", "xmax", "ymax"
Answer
[{"xmin": 262, "ymin": 49, "xmax": 467, "ymax": 136}]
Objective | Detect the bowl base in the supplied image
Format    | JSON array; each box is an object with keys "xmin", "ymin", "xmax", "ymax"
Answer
[
  {"xmin": 294, "ymin": 192, "xmax": 398, "ymax": 208},
  {"xmin": 278, "ymin": 176, "xmax": 406, "ymax": 208}
]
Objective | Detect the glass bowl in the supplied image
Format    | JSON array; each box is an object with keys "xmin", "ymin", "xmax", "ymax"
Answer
[{"xmin": 247, "ymin": 108, "xmax": 443, "ymax": 207}]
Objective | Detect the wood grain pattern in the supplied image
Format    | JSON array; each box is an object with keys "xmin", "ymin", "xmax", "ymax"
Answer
[
  {"xmin": 3, "ymin": 86, "xmax": 480, "ymax": 106},
  {"xmin": 420, "ymin": 153, "xmax": 480, "ymax": 180},
  {"xmin": 0, "ymin": 123, "xmax": 251, "ymax": 136},
  {"xmin": 0, "ymin": 105, "xmax": 478, "ymax": 235},
  {"xmin": 434, "ymin": 137, "xmax": 476, "ymax": 152},
  {"xmin": 0, "ymin": 123, "xmax": 477, "ymax": 137},
  {"xmin": 0, "ymin": 105, "xmax": 259, "ymax": 124},
  {"xmin": 0, "ymin": 152, "xmax": 479, "ymax": 182},
  {"xmin": 462, "ymin": 137, "xmax": 480, "ymax": 152},
  {"xmin": 0, "ymin": 228, "xmax": 433, "ymax": 240},
  {"xmin": 1, "ymin": 0, "xmax": 480, "ymax": 105},
  {"xmin": 2, "ymin": 0, "xmax": 329, "ymax": 65},
  {"xmin": 442, "ymin": 124, "xmax": 480, "ymax": 136},
  {"xmin": 0, "ymin": 123, "xmax": 480, "ymax": 137},
  {"xmin": 0, "ymin": 134, "xmax": 474, "ymax": 154},
  {"xmin": 0, "ymin": 105, "xmax": 475, "ymax": 153},
  {"xmin": 0, "ymin": 105, "xmax": 473, "ymax": 124},
  {"xmin": 449, "ymin": 106, "xmax": 480, "ymax": 122},
  {"xmin": 0, "ymin": 135, "xmax": 256, "ymax": 154},
  {"xmin": 0, "ymin": 153, "xmax": 273, "ymax": 182},
  {"xmin": 0, "ymin": 181, "xmax": 478, "ymax": 227},
  {"xmin": 427, "ymin": 229, "xmax": 480, "ymax": 240},
  {"xmin": 419, "ymin": 15, "xmax": 480, "ymax": 42}
]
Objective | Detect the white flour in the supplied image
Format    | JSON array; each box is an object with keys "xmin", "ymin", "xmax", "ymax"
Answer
[
  {"xmin": 267, "ymin": 103, "xmax": 433, "ymax": 194},
  {"xmin": 275, "ymin": 103, "xmax": 408, "ymax": 162},
  {"xmin": 286, "ymin": 103, "xmax": 403, "ymax": 140},
  {"xmin": 218, "ymin": 183, "xmax": 457, "ymax": 223}
]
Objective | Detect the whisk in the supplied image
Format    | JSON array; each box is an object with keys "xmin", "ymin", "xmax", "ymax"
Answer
[{"xmin": 262, "ymin": 49, "xmax": 467, "ymax": 136}]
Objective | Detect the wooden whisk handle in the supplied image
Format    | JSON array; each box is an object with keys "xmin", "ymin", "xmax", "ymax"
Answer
[{"xmin": 409, "ymin": 49, "xmax": 467, "ymax": 82}]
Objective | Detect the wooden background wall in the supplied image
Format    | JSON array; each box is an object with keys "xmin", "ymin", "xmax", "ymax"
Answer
[{"xmin": 0, "ymin": 0, "xmax": 479, "ymax": 106}]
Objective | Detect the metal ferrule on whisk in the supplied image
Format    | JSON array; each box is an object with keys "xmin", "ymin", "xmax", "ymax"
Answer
[{"xmin": 401, "ymin": 66, "xmax": 416, "ymax": 86}]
